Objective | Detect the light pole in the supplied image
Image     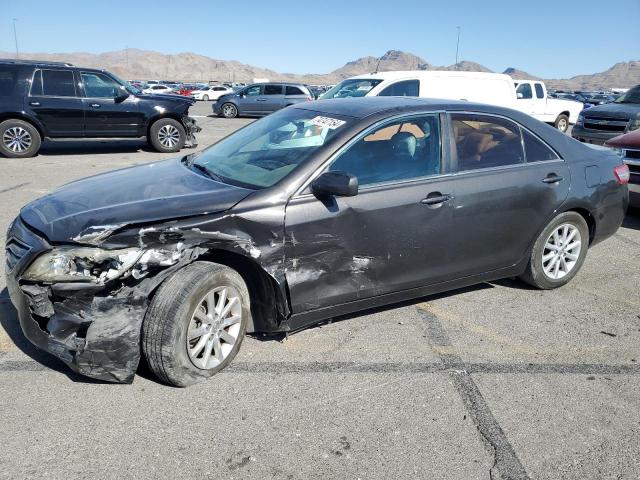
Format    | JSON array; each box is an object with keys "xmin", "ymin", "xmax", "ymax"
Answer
[
  {"xmin": 455, "ymin": 26, "xmax": 461, "ymax": 67},
  {"xmin": 13, "ymin": 18, "xmax": 19, "ymax": 59}
]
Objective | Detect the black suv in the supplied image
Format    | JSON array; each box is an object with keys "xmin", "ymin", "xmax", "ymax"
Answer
[{"xmin": 0, "ymin": 59, "xmax": 200, "ymax": 158}]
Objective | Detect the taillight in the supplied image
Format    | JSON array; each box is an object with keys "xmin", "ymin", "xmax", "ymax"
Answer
[{"xmin": 614, "ymin": 164, "xmax": 630, "ymax": 184}]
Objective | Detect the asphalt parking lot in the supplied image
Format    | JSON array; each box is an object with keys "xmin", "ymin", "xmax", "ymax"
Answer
[{"xmin": 1, "ymin": 101, "xmax": 639, "ymax": 480}]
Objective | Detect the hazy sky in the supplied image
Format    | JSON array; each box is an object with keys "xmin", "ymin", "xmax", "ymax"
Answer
[{"xmin": 1, "ymin": 0, "xmax": 639, "ymax": 78}]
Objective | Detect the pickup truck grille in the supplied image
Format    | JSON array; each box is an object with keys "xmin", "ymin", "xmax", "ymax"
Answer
[{"xmin": 583, "ymin": 116, "xmax": 629, "ymax": 133}]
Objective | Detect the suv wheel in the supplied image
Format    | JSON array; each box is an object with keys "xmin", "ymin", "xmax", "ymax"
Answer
[
  {"xmin": 202, "ymin": 94, "xmax": 209, "ymax": 101},
  {"xmin": 0, "ymin": 119, "xmax": 41, "ymax": 158},
  {"xmin": 142, "ymin": 261, "xmax": 249, "ymax": 387},
  {"xmin": 519, "ymin": 212, "xmax": 589, "ymax": 289},
  {"xmin": 221, "ymin": 103, "xmax": 238, "ymax": 118},
  {"xmin": 149, "ymin": 118, "xmax": 185, "ymax": 153},
  {"xmin": 554, "ymin": 114, "xmax": 569, "ymax": 133}
]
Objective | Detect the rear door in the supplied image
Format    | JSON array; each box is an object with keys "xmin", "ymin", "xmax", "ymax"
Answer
[
  {"xmin": 446, "ymin": 112, "xmax": 570, "ymax": 277},
  {"xmin": 28, "ymin": 68, "xmax": 84, "ymax": 137},
  {"xmin": 256, "ymin": 84, "xmax": 285, "ymax": 113},
  {"xmin": 80, "ymin": 71, "xmax": 142, "ymax": 137}
]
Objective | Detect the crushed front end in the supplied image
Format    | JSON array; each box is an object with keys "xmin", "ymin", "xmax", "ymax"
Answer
[{"xmin": 182, "ymin": 115, "xmax": 201, "ymax": 148}]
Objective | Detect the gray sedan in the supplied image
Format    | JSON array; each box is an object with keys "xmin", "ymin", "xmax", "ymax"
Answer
[{"xmin": 213, "ymin": 82, "xmax": 313, "ymax": 118}]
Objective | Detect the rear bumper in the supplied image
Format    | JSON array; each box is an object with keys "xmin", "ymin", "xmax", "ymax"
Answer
[{"xmin": 571, "ymin": 125, "xmax": 621, "ymax": 145}]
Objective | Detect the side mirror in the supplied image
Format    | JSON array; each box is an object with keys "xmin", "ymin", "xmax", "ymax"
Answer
[
  {"xmin": 115, "ymin": 87, "xmax": 129, "ymax": 103},
  {"xmin": 517, "ymin": 92, "xmax": 524, "ymax": 99},
  {"xmin": 311, "ymin": 171, "xmax": 358, "ymax": 198}
]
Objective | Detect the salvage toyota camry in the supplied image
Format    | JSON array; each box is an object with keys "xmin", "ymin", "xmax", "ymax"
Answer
[{"xmin": 5, "ymin": 97, "xmax": 629, "ymax": 386}]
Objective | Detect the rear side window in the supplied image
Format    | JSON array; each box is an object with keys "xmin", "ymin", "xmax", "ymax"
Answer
[
  {"xmin": 522, "ymin": 129, "xmax": 559, "ymax": 162},
  {"xmin": 516, "ymin": 83, "xmax": 532, "ymax": 99},
  {"xmin": 40, "ymin": 69, "xmax": 76, "ymax": 97},
  {"xmin": 0, "ymin": 66, "xmax": 18, "ymax": 96},
  {"xmin": 534, "ymin": 83, "xmax": 544, "ymax": 99},
  {"xmin": 264, "ymin": 85, "xmax": 283, "ymax": 95},
  {"xmin": 451, "ymin": 113, "xmax": 524, "ymax": 171},
  {"xmin": 378, "ymin": 80, "xmax": 420, "ymax": 97},
  {"xmin": 285, "ymin": 86, "xmax": 305, "ymax": 95}
]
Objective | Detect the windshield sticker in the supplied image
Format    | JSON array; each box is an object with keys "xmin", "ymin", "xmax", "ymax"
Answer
[{"xmin": 309, "ymin": 116, "xmax": 346, "ymax": 130}]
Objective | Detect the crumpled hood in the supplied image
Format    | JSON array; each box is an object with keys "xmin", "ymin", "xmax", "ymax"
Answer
[
  {"xmin": 20, "ymin": 158, "xmax": 253, "ymax": 243},
  {"xmin": 137, "ymin": 93, "xmax": 195, "ymax": 106}
]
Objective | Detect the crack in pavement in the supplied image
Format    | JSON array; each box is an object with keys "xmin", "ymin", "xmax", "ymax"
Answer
[
  {"xmin": 417, "ymin": 303, "xmax": 531, "ymax": 480},
  {"xmin": 0, "ymin": 182, "xmax": 30, "ymax": 195}
]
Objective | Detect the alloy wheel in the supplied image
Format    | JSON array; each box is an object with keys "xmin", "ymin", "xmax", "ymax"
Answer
[
  {"xmin": 3, "ymin": 127, "xmax": 32, "ymax": 152},
  {"xmin": 157, "ymin": 125, "xmax": 180, "ymax": 148},
  {"xmin": 222, "ymin": 104, "xmax": 237, "ymax": 118},
  {"xmin": 541, "ymin": 223, "xmax": 581, "ymax": 280},
  {"xmin": 186, "ymin": 286, "xmax": 242, "ymax": 370},
  {"xmin": 557, "ymin": 118, "xmax": 568, "ymax": 132}
]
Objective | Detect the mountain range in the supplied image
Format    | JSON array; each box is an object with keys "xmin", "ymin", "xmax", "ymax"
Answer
[{"xmin": 1, "ymin": 49, "xmax": 638, "ymax": 90}]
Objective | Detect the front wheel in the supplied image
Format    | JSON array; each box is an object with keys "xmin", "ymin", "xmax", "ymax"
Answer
[
  {"xmin": 149, "ymin": 118, "xmax": 185, "ymax": 153},
  {"xmin": 519, "ymin": 212, "xmax": 589, "ymax": 289},
  {"xmin": 554, "ymin": 114, "xmax": 569, "ymax": 133},
  {"xmin": 202, "ymin": 94, "xmax": 209, "ymax": 101},
  {"xmin": 221, "ymin": 103, "xmax": 238, "ymax": 118},
  {"xmin": 142, "ymin": 261, "xmax": 250, "ymax": 387}
]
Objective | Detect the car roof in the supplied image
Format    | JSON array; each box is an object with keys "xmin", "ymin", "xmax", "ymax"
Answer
[
  {"xmin": 348, "ymin": 70, "xmax": 514, "ymax": 82},
  {"xmin": 292, "ymin": 96, "xmax": 490, "ymax": 118}
]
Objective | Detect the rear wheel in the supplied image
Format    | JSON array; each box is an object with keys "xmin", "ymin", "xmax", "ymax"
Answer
[
  {"xmin": 203, "ymin": 94, "xmax": 209, "ymax": 101},
  {"xmin": 149, "ymin": 118, "xmax": 185, "ymax": 153},
  {"xmin": 221, "ymin": 103, "xmax": 238, "ymax": 118},
  {"xmin": 142, "ymin": 261, "xmax": 250, "ymax": 387},
  {"xmin": 0, "ymin": 119, "xmax": 41, "ymax": 158},
  {"xmin": 554, "ymin": 114, "xmax": 569, "ymax": 133},
  {"xmin": 519, "ymin": 212, "xmax": 589, "ymax": 289}
]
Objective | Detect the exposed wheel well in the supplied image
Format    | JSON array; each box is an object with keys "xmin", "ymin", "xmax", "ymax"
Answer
[
  {"xmin": 0, "ymin": 114, "xmax": 44, "ymax": 139},
  {"xmin": 564, "ymin": 207, "xmax": 595, "ymax": 244},
  {"xmin": 558, "ymin": 111, "xmax": 570, "ymax": 120}
]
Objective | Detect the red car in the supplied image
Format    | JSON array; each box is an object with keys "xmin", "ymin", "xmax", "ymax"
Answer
[
  {"xmin": 606, "ymin": 128, "xmax": 640, "ymax": 207},
  {"xmin": 177, "ymin": 84, "xmax": 198, "ymax": 97}
]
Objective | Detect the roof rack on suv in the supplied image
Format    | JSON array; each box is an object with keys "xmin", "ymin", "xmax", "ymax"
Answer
[{"xmin": 0, "ymin": 58, "xmax": 74, "ymax": 67}]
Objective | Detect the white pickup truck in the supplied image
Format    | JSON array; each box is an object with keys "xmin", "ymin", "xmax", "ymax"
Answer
[{"xmin": 513, "ymin": 80, "xmax": 583, "ymax": 133}]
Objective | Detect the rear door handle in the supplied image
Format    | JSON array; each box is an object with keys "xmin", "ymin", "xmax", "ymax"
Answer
[
  {"xmin": 90, "ymin": 103, "xmax": 101, "ymax": 108},
  {"xmin": 29, "ymin": 101, "xmax": 41, "ymax": 106},
  {"xmin": 542, "ymin": 174, "xmax": 563, "ymax": 184},
  {"xmin": 420, "ymin": 193, "xmax": 453, "ymax": 206},
  {"xmin": 256, "ymin": 98, "xmax": 267, "ymax": 102}
]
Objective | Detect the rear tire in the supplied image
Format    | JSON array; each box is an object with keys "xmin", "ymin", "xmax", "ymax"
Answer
[
  {"xmin": 149, "ymin": 118, "xmax": 185, "ymax": 153},
  {"xmin": 554, "ymin": 114, "xmax": 569, "ymax": 133},
  {"xmin": 221, "ymin": 103, "xmax": 238, "ymax": 118},
  {"xmin": 0, "ymin": 119, "xmax": 41, "ymax": 158},
  {"xmin": 203, "ymin": 94, "xmax": 209, "ymax": 101},
  {"xmin": 519, "ymin": 212, "xmax": 589, "ymax": 289},
  {"xmin": 142, "ymin": 261, "xmax": 250, "ymax": 387}
]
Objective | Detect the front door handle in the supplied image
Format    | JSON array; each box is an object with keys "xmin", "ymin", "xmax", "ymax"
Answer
[
  {"xmin": 29, "ymin": 101, "xmax": 41, "ymax": 106},
  {"xmin": 542, "ymin": 173, "xmax": 563, "ymax": 184},
  {"xmin": 90, "ymin": 103, "xmax": 101, "ymax": 108},
  {"xmin": 420, "ymin": 193, "xmax": 453, "ymax": 206}
]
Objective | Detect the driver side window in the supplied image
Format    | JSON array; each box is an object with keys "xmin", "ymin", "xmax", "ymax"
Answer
[
  {"xmin": 81, "ymin": 72, "xmax": 122, "ymax": 98},
  {"xmin": 245, "ymin": 85, "xmax": 262, "ymax": 96},
  {"xmin": 330, "ymin": 114, "xmax": 441, "ymax": 187}
]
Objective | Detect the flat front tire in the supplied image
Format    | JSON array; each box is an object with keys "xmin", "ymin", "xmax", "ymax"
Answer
[
  {"xmin": 142, "ymin": 261, "xmax": 250, "ymax": 387},
  {"xmin": 149, "ymin": 118, "xmax": 185, "ymax": 153},
  {"xmin": 0, "ymin": 119, "xmax": 41, "ymax": 158},
  {"xmin": 519, "ymin": 212, "xmax": 589, "ymax": 289}
]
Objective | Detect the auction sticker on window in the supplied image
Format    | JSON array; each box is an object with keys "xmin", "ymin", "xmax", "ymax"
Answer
[{"xmin": 309, "ymin": 116, "xmax": 346, "ymax": 129}]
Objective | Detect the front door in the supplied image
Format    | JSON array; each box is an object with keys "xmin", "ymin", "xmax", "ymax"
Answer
[
  {"xmin": 236, "ymin": 84, "xmax": 263, "ymax": 114},
  {"xmin": 284, "ymin": 113, "xmax": 456, "ymax": 313},
  {"xmin": 28, "ymin": 68, "xmax": 84, "ymax": 137},
  {"xmin": 80, "ymin": 71, "xmax": 143, "ymax": 137},
  {"xmin": 446, "ymin": 112, "xmax": 570, "ymax": 277}
]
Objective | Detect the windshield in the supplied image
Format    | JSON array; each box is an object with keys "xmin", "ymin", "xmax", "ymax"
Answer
[
  {"xmin": 190, "ymin": 108, "xmax": 352, "ymax": 189},
  {"xmin": 614, "ymin": 86, "xmax": 640, "ymax": 104},
  {"xmin": 321, "ymin": 78, "xmax": 383, "ymax": 99},
  {"xmin": 110, "ymin": 73, "xmax": 142, "ymax": 95}
]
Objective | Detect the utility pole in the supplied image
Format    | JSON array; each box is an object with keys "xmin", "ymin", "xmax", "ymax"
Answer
[
  {"xmin": 13, "ymin": 18, "xmax": 19, "ymax": 59},
  {"xmin": 455, "ymin": 26, "xmax": 461, "ymax": 67}
]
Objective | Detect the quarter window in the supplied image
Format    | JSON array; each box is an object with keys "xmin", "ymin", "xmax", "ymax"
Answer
[
  {"xmin": 81, "ymin": 72, "xmax": 122, "ymax": 98},
  {"xmin": 516, "ymin": 83, "xmax": 533, "ymax": 99},
  {"xmin": 264, "ymin": 85, "xmax": 283, "ymax": 95},
  {"xmin": 0, "ymin": 66, "xmax": 18, "ymax": 96},
  {"xmin": 534, "ymin": 83, "xmax": 544, "ymax": 99},
  {"xmin": 40, "ymin": 69, "xmax": 76, "ymax": 97},
  {"xmin": 522, "ymin": 129, "xmax": 559, "ymax": 162},
  {"xmin": 285, "ymin": 86, "xmax": 304, "ymax": 95},
  {"xmin": 451, "ymin": 113, "xmax": 524, "ymax": 171},
  {"xmin": 330, "ymin": 115, "xmax": 441, "ymax": 186},
  {"xmin": 378, "ymin": 80, "xmax": 420, "ymax": 97}
]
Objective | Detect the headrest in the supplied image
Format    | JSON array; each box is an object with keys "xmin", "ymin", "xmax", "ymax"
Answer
[{"xmin": 391, "ymin": 131, "xmax": 417, "ymax": 157}]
